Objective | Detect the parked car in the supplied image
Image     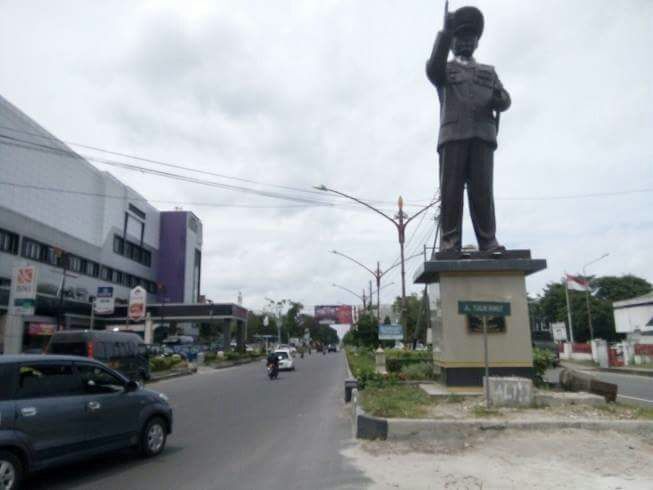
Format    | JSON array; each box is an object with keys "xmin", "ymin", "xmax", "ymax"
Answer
[
  {"xmin": 273, "ymin": 349, "xmax": 295, "ymax": 371},
  {"xmin": 46, "ymin": 330, "xmax": 150, "ymax": 381},
  {"xmin": 0, "ymin": 354, "xmax": 172, "ymax": 489}
]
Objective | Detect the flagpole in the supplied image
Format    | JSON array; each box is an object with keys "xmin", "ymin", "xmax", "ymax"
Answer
[{"xmin": 564, "ymin": 276, "xmax": 575, "ymax": 344}]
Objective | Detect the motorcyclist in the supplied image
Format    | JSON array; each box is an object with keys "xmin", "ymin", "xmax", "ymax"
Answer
[{"xmin": 266, "ymin": 350, "xmax": 280, "ymax": 378}]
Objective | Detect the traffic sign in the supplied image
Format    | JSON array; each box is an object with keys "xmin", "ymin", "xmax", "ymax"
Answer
[
  {"xmin": 379, "ymin": 324, "xmax": 403, "ymax": 340},
  {"xmin": 458, "ymin": 301, "xmax": 511, "ymax": 317}
]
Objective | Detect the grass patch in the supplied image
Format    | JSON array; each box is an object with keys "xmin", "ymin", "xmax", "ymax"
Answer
[
  {"xmin": 346, "ymin": 348, "xmax": 375, "ymax": 378},
  {"xmin": 471, "ymin": 406, "xmax": 503, "ymax": 418},
  {"xmin": 360, "ymin": 385, "xmax": 432, "ymax": 418},
  {"xmin": 595, "ymin": 403, "xmax": 653, "ymax": 420}
]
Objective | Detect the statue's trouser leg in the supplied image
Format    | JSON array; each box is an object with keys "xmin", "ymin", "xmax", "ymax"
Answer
[
  {"xmin": 438, "ymin": 140, "xmax": 468, "ymax": 251},
  {"xmin": 467, "ymin": 139, "xmax": 499, "ymax": 250}
]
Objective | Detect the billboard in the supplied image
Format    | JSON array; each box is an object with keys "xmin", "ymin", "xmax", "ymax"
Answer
[
  {"xmin": 95, "ymin": 286, "xmax": 115, "ymax": 315},
  {"xmin": 315, "ymin": 305, "xmax": 353, "ymax": 325},
  {"xmin": 10, "ymin": 265, "xmax": 38, "ymax": 315},
  {"xmin": 128, "ymin": 286, "xmax": 147, "ymax": 322}
]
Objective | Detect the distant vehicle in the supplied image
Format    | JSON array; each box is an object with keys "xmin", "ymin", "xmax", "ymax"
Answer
[
  {"xmin": 273, "ymin": 349, "xmax": 295, "ymax": 371},
  {"xmin": 327, "ymin": 344, "xmax": 337, "ymax": 353},
  {"xmin": 0, "ymin": 355, "xmax": 172, "ymax": 490},
  {"xmin": 46, "ymin": 330, "xmax": 150, "ymax": 381}
]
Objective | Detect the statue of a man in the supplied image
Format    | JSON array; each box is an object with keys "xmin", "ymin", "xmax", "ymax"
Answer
[{"xmin": 426, "ymin": 6, "xmax": 511, "ymax": 253}]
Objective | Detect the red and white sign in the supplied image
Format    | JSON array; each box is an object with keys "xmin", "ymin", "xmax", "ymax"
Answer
[
  {"xmin": 565, "ymin": 274, "xmax": 590, "ymax": 292},
  {"xmin": 10, "ymin": 265, "xmax": 38, "ymax": 315},
  {"xmin": 128, "ymin": 286, "xmax": 147, "ymax": 322}
]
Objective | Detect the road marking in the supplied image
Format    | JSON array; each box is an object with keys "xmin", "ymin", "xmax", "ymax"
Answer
[{"xmin": 618, "ymin": 394, "xmax": 653, "ymax": 404}]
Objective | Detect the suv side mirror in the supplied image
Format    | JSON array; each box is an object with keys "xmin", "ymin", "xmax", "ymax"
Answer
[{"xmin": 125, "ymin": 380, "xmax": 139, "ymax": 392}]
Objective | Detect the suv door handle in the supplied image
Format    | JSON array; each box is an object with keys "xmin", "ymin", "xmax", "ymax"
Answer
[
  {"xmin": 20, "ymin": 407, "xmax": 37, "ymax": 417},
  {"xmin": 87, "ymin": 401, "xmax": 101, "ymax": 412}
]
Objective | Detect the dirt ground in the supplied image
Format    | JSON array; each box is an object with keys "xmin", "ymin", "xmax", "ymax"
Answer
[{"xmin": 342, "ymin": 429, "xmax": 653, "ymax": 489}]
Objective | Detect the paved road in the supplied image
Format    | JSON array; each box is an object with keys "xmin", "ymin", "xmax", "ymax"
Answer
[{"xmin": 27, "ymin": 352, "xmax": 369, "ymax": 490}]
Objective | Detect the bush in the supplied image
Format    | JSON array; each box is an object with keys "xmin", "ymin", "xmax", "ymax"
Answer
[
  {"xmin": 400, "ymin": 362, "xmax": 433, "ymax": 380},
  {"xmin": 533, "ymin": 347, "xmax": 557, "ymax": 386},
  {"xmin": 224, "ymin": 351, "xmax": 241, "ymax": 361},
  {"xmin": 149, "ymin": 355, "xmax": 183, "ymax": 372}
]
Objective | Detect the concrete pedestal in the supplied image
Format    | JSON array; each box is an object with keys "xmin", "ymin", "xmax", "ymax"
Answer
[{"xmin": 414, "ymin": 252, "xmax": 546, "ymax": 387}]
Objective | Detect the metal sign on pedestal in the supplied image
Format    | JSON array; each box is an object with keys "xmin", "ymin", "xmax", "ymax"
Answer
[
  {"xmin": 458, "ymin": 301, "xmax": 511, "ymax": 408},
  {"xmin": 379, "ymin": 324, "xmax": 404, "ymax": 341},
  {"xmin": 128, "ymin": 286, "xmax": 147, "ymax": 322}
]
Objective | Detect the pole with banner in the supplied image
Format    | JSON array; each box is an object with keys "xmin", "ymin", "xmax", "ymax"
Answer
[
  {"xmin": 129, "ymin": 286, "xmax": 147, "ymax": 323},
  {"xmin": 458, "ymin": 301, "xmax": 511, "ymax": 408}
]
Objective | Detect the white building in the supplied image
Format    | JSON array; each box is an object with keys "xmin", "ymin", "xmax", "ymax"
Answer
[
  {"xmin": 613, "ymin": 292, "xmax": 653, "ymax": 341},
  {"xmin": 0, "ymin": 94, "xmax": 203, "ymax": 352}
]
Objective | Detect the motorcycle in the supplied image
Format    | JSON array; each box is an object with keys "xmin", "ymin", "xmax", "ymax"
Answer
[{"xmin": 267, "ymin": 363, "xmax": 279, "ymax": 380}]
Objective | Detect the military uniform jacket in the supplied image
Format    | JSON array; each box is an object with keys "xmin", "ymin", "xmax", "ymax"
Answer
[{"xmin": 426, "ymin": 30, "xmax": 511, "ymax": 150}]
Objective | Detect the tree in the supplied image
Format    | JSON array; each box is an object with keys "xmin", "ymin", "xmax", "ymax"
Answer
[
  {"xmin": 391, "ymin": 293, "xmax": 428, "ymax": 343},
  {"xmin": 529, "ymin": 274, "xmax": 652, "ymax": 342}
]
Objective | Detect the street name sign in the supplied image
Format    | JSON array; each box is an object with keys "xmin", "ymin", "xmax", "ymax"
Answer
[
  {"xmin": 379, "ymin": 324, "xmax": 403, "ymax": 340},
  {"xmin": 458, "ymin": 301, "xmax": 511, "ymax": 317}
]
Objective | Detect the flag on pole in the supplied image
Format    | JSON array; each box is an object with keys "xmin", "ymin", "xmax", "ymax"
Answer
[{"xmin": 565, "ymin": 274, "xmax": 590, "ymax": 292}]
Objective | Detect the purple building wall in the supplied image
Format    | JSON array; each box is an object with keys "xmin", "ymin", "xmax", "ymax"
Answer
[{"xmin": 157, "ymin": 212, "xmax": 187, "ymax": 303}]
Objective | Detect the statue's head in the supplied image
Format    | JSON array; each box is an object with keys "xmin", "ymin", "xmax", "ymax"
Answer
[{"xmin": 451, "ymin": 6, "xmax": 484, "ymax": 58}]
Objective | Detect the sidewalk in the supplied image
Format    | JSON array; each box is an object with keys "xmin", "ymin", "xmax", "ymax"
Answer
[{"xmin": 562, "ymin": 360, "xmax": 653, "ymax": 378}]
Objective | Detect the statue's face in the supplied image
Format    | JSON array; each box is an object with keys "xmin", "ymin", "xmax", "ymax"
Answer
[{"xmin": 452, "ymin": 31, "xmax": 478, "ymax": 58}]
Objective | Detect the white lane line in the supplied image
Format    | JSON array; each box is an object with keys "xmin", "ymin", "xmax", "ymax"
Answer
[{"xmin": 618, "ymin": 394, "xmax": 653, "ymax": 404}]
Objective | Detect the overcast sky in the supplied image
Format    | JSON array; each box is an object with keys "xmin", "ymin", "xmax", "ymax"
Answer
[{"xmin": 1, "ymin": 0, "xmax": 652, "ymax": 312}]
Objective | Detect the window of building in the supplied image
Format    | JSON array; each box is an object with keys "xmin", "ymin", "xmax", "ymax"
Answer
[
  {"xmin": 112, "ymin": 270, "xmax": 122, "ymax": 284},
  {"xmin": 128, "ymin": 204, "xmax": 146, "ymax": 220},
  {"xmin": 0, "ymin": 228, "xmax": 19, "ymax": 255},
  {"xmin": 113, "ymin": 235, "xmax": 124, "ymax": 254},
  {"xmin": 21, "ymin": 238, "xmax": 42, "ymax": 261},
  {"xmin": 100, "ymin": 266, "xmax": 112, "ymax": 281},
  {"xmin": 128, "ymin": 275, "xmax": 138, "ymax": 288},
  {"xmin": 142, "ymin": 250, "xmax": 151, "ymax": 267},
  {"xmin": 85, "ymin": 261, "xmax": 99, "ymax": 277},
  {"xmin": 68, "ymin": 255, "xmax": 83, "ymax": 273}
]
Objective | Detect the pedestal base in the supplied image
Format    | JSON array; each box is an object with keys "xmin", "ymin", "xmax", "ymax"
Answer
[{"xmin": 415, "ymin": 251, "xmax": 546, "ymax": 388}]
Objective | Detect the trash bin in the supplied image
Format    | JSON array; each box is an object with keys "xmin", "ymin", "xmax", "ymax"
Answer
[{"xmin": 345, "ymin": 378, "xmax": 358, "ymax": 403}]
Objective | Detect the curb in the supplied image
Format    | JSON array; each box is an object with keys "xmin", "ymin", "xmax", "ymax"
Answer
[
  {"xmin": 598, "ymin": 367, "xmax": 653, "ymax": 378},
  {"xmin": 147, "ymin": 368, "xmax": 195, "ymax": 384},
  {"xmin": 209, "ymin": 357, "xmax": 264, "ymax": 370}
]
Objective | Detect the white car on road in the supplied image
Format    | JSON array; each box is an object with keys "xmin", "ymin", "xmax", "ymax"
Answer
[{"xmin": 273, "ymin": 349, "xmax": 295, "ymax": 371}]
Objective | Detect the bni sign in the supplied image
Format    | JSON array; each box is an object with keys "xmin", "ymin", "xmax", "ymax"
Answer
[{"xmin": 95, "ymin": 286, "xmax": 115, "ymax": 315}]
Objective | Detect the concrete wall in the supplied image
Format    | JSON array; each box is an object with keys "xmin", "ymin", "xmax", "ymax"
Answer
[{"xmin": 436, "ymin": 271, "xmax": 533, "ymax": 369}]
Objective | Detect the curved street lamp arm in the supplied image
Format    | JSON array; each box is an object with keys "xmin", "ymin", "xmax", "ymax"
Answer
[
  {"xmin": 331, "ymin": 250, "xmax": 377, "ymax": 277},
  {"xmin": 582, "ymin": 253, "xmax": 610, "ymax": 275},
  {"xmin": 316, "ymin": 185, "xmax": 398, "ymax": 228},
  {"xmin": 331, "ymin": 283, "xmax": 364, "ymax": 302},
  {"xmin": 404, "ymin": 198, "xmax": 440, "ymax": 226},
  {"xmin": 381, "ymin": 252, "xmax": 423, "ymax": 278}
]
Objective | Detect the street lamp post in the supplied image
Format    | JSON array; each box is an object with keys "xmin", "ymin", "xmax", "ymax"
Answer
[
  {"xmin": 316, "ymin": 185, "xmax": 439, "ymax": 331},
  {"xmin": 331, "ymin": 249, "xmax": 423, "ymax": 325},
  {"xmin": 582, "ymin": 253, "xmax": 609, "ymax": 341}
]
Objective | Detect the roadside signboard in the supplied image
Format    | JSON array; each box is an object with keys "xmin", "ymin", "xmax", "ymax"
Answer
[
  {"xmin": 128, "ymin": 286, "xmax": 147, "ymax": 322},
  {"xmin": 315, "ymin": 305, "xmax": 353, "ymax": 325},
  {"xmin": 458, "ymin": 300, "xmax": 512, "ymax": 409},
  {"xmin": 10, "ymin": 265, "xmax": 38, "ymax": 315},
  {"xmin": 95, "ymin": 286, "xmax": 115, "ymax": 315},
  {"xmin": 551, "ymin": 322, "xmax": 568, "ymax": 342},
  {"xmin": 379, "ymin": 324, "xmax": 404, "ymax": 340}
]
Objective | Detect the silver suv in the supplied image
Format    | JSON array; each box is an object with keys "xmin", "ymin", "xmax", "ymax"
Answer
[{"xmin": 0, "ymin": 355, "xmax": 173, "ymax": 490}]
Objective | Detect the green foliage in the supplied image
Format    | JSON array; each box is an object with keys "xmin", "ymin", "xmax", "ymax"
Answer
[
  {"xmin": 391, "ymin": 293, "xmax": 427, "ymax": 344},
  {"xmin": 347, "ymin": 312, "xmax": 379, "ymax": 348},
  {"xmin": 224, "ymin": 351, "xmax": 241, "ymax": 361},
  {"xmin": 149, "ymin": 356, "xmax": 183, "ymax": 372},
  {"xmin": 530, "ymin": 274, "xmax": 651, "ymax": 342},
  {"xmin": 400, "ymin": 362, "xmax": 433, "ymax": 380},
  {"xmin": 532, "ymin": 347, "xmax": 557, "ymax": 386},
  {"xmin": 360, "ymin": 385, "xmax": 431, "ymax": 418}
]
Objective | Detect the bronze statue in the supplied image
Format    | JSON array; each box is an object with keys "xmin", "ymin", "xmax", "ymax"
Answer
[{"xmin": 426, "ymin": 4, "xmax": 511, "ymax": 253}]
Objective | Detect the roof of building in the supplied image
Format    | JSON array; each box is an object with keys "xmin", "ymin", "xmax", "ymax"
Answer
[{"xmin": 613, "ymin": 292, "xmax": 653, "ymax": 308}]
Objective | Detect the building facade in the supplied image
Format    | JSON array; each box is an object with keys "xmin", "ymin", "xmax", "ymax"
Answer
[{"xmin": 0, "ymin": 95, "xmax": 203, "ymax": 352}]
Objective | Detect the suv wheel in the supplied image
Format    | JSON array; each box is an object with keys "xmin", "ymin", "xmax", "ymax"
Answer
[
  {"xmin": 140, "ymin": 417, "xmax": 167, "ymax": 457},
  {"xmin": 0, "ymin": 451, "xmax": 22, "ymax": 490}
]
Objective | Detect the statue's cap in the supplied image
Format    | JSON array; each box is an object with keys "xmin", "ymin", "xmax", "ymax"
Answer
[{"xmin": 453, "ymin": 6, "xmax": 484, "ymax": 38}]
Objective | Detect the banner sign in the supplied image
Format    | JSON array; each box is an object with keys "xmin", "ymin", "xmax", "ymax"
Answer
[
  {"xmin": 10, "ymin": 265, "xmax": 38, "ymax": 315},
  {"xmin": 128, "ymin": 286, "xmax": 147, "ymax": 322},
  {"xmin": 379, "ymin": 324, "xmax": 404, "ymax": 340},
  {"xmin": 315, "ymin": 305, "xmax": 353, "ymax": 325},
  {"xmin": 458, "ymin": 301, "xmax": 511, "ymax": 317},
  {"xmin": 95, "ymin": 286, "xmax": 115, "ymax": 315}
]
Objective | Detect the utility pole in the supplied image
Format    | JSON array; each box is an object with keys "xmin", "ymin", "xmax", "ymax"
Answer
[
  {"xmin": 316, "ymin": 185, "xmax": 439, "ymax": 336},
  {"xmin": 369, "ymin": 281, "xmax": 373, "ymax": 312},
  {"xmin": 582, "ymin": 253, "xmax": 609, "ymax": 341}
]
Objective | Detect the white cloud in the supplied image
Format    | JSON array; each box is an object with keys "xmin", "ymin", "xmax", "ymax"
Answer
[{"xmin": 1, "ymin": 0, "xmax": 651, "ymax": 311}]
